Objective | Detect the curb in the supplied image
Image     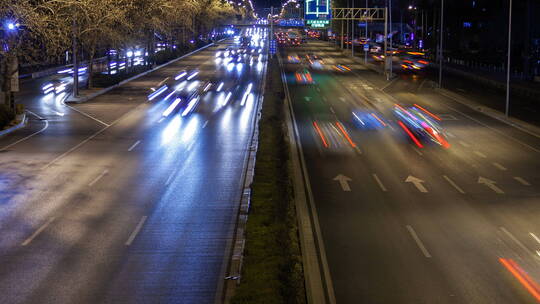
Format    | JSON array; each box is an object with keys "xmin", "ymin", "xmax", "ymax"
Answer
[
  {"xmin": 278, "ymin": 54, "xmax": 336, "ymax": 304},
  {"xmin": 0, "ymin": 113, "xmax": 27, "ymax": 138},
  {"xmin": 66, "ymin": 40, "xmax": 224, "ymax": 104},
  {"xmin": 436, "ymin": 88, "xmax": 540, "ymax": 139}
]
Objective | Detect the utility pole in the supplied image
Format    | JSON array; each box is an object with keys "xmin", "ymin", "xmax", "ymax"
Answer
[
  {"xmin": 351, "ymin": 0, "xmax": 355, "ymax": 57},
  {"xmin": 505, "ymin": 0, "xmax": 512, "ymax": 117},
  {"xmin": 438, "ymin": 0, "xmax": 444, "ymax": 88},
  {"xmin": 72, "ymin": 18, "xmax": 79, "ymax": 98},
  {"xmin": 365, "ymin": 0, "xmax": 369, "ymax": 64},
  {"xmin": 388, "ymin": 0, "xmax": 393, "ymax": 78},
  {"xmin": 384, "ymin": 7, "xmax": 388, "ymax": 80},
  {"xmin": 346, "ymin": 0, "xmax": 350, "ymax": 50}
]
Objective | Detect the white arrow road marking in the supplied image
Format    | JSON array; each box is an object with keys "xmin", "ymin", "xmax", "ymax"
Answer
[
  {"xmin": 492, "ymin": 162, "xmax": 507, "ymax": 171},
  {"xmin": 372, "ymin": 174, "xmax": 387, "ymax": 192},
  {"xmin": 406, "ymin": 225, "xmax": 432, "ymax": 258},
  {"xmin": 21, "ymin": 217, "xmax": 55, "ymax": 246},
  {"xmin": 128, "ymin": 140, "xmax": 141, "ymax": 151},
  {"xmin": 304, "ymin": 96, "xmax": 312, "ymax": 102},
  {"xmin": 333, "ymin": 174, "xmax": 352, "ymax": 192},
  {"xmin": 339, "ymin": 97, "xmax": 346, "ymax": 102},
  {"xmin": 88, "ymin": 169, "xmax": 109, "ymax": 187},
  {"xmin": 474, "ymin": 151, "xmax": 487, "ymax": 158},
  {"xmin": 405, "ymin": 175, "xmax": 428, "ymax": 193},
  {"xmin": 442, "ymin": 175, "xmax": 465, "ymax": 194},
  {"xmin": 478, "ymin": 177, "xmax": 504, "ymax": 194},
  {"xmin": 513, "ymin": 177, "xmax": 531, "ymax": 186},
  {"xmin": 125, "ymin": 216, "xmax": 148, "ymax": 246},
  {"xmin": 329, "ymin": 107, "xmax": 335, "ymax": 114}
]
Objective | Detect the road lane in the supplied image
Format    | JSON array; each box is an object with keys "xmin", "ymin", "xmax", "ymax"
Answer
[
  {"xmin": 0, "ymin": 27, "xmax": 268, "ymax": 304},
  {"xmin": 282, "ymin": 40, "xmax": 540, "ymax": 303}
]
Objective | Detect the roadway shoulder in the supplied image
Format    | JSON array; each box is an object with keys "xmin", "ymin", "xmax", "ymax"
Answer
[{"xmin": 0, "ymin": 113, "xmax": 27, "ymax": 138}]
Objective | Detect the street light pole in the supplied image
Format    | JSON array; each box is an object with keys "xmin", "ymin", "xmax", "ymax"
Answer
[
  {"xmin": 505, "ymin": 0, "xmax": 512, "ymax": 117},
  {"xmin": 438, "ymin": 0, "xmax": 444, "ymax": 88},
  {"xmin": 72, "ymin": 19, "xmax": 79, "ymax": 98},
  {"xmin": 351, "ymin": 0, "xmax": 355, "ymax": 57},
  {"xmin": 365, "ymin": 0, "xmax": 369, "ymax": 64},
  {"xmin": 388, "ymin": 0, "xmax": 392, "ymax": 78}
]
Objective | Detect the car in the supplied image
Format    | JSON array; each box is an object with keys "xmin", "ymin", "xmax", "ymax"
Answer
[
  {"xmin": 306, "ymin": 53, "xmax": 324, "ymax": 69},
  {"xmin": 215, "ymin": 48, "xmax": 231, "ymax": 58},
  {"xmin": 393, "ymin": 104, "xmax": 449, "ymax": 148},
  {"xmin": 41, "ymin": 79, "xmax": 69, "ymax": 95},
  {"xmin": 294, "ymin": 68, "xmax": 314, "ymax": 84}
]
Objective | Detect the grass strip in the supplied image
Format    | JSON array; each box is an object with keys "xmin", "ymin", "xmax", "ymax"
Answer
[{"xmin": 230, "ymin": 57, "xmax": 306, "ymax": 304}]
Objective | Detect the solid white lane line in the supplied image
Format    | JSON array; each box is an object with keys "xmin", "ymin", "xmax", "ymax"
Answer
[
  {"xmin": 412, "ymin": 147, "xmax": 423, "ymax": 156},
  {"xmin": 380, "ymin": 77, "xmax": 398, "ymax": 91},
  {"xmin": 125, "ymin": 216, "xmax": 148, "ymax": 246},
  {"xmin": 26, "ymin": 110, "xmax": 44, "ymax": 120},
  {"xmin": 513, "ymin": 177, "xmax": 531, "ymax": 186},
  {"xmin": 443, "ymin": 175, "xmax": 466, "ymax": 194},
  {"xmin": 62, "ymin": 103, "xmax": 110, "ymax": 127},
  {"xmin": 0, "ymin": 113, "xmax": 49, "ymax": 152},
  {"xmin": 202, "ymin": 120, "xmax": 209, "ymax": 128},
  {"xmin": 21, "ymin": 217, "xmax": 55, "ymax": 246},
  {"xmin": 530, "ymin": 232, "xmax": 540, "ymax": 244},
  {"xmin": 406, "ymin": 225, "xmax": 432, "ymax": 258},
  {"xmin": 372, "ymin": 174, "xmax": 387, "ymax": 192},
  {"xmin": 88, "ymin": 169, "xmax": 108, "ymax": 187},
  {"xmin": 492, "ymin": 162, "xmax": 507, "ymax": 171},
  {"xmin": 165, "ymin": 171, "xmax": 175, "ymax": 185},
  {"xmin": 474, "ymin": 151, "xmax": 487, "ymax": 158},
  {"xmin": 41, "ymin": 125, "xmax": 109, "ymax": 170},
  {"xmin": 128, "ymin": 140, "xmax": 141, "ymax": 151},
  {"xmin": 500, "ymin": 227, "xmax": 535, "ymax": 257},
  {"xmin": 459, "ymin": 140, "xmax": 471, "ymax": 148},
  {"xmin": 446, "ymin": 132, "xmax": 456, "ymax": 138}
]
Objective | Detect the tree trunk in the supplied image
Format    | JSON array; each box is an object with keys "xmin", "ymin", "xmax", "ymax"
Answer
[{"xmin": 87, "ymin": 44, "xmax": 96, "ymax": 89}]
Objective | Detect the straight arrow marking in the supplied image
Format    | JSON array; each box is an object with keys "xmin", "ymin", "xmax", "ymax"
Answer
[
  {"xmin": 333, "ymin": 174, "xmax": 352, "ymax": 192},
  {"xmin": 478, "ymin": 176, "xmax": 504, "ymax": 194},
  {"xmin": 405, "ymin": 175, "xmax": 428, "ymax": 193}
]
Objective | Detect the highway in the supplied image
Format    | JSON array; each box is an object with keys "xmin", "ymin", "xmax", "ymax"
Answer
[
  {"xmin": 281, "ymin": 40, "xmax": 540, "ymax": 303},
  {"xmin": 0, "ymin": 27, "xmax": 267, "ymax": 304}
]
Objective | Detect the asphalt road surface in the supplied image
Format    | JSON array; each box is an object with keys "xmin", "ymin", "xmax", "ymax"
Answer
[
  {"xmin": 0, "ymin": 27, "xmax": 267, "ymax": 304},
  {"xmin": 281, "ymin": 40, "xmax": 540, "ymax": 304}
]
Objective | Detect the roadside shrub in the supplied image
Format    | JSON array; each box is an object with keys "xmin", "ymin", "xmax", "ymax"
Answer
[
  {"xmin": 0, "ymin": 103, "xmax": 15, "ymax": 129},
  {"xmin": 15, "ymin": 104, "xmax": 24, "ymax": 115}
]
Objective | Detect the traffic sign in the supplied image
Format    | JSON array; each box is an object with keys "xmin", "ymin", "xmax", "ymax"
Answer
[
  {"xmin": 305, "ymin": 0, "xmax": 331, "ymax": 20},
  {"xmin": 306, "ymin": 19, "xmax": 330, "ymax": 28},
  {"xmin": 364, "ymin": 44, "xmax": 369, "ymax": 51}
]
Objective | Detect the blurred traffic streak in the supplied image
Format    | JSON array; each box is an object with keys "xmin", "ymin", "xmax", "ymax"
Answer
[
  {"xmin": 294, "ymin": 69, "xmax": 314, "ymax": 84},
  {"xmin": 393, "ymin": 104, "xmax": 450, "ymax": 149},
  {"xmin": 333, "ymin": 64, "xmax": 351, "ymax": 72},
  {"xmin": 499, "ymin": 258, "xmax": 540, "ymax": 302},
  {"xmin": 306, "ymin": 53, "xmax": 324, "ymax": 69},
  {"xmin": 352, "ymin": 110, "xmax": 387, "ymax": 130},
  {"xmin": 312, "ymin": 120, "xmax": 358, "ymax": 153}
]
